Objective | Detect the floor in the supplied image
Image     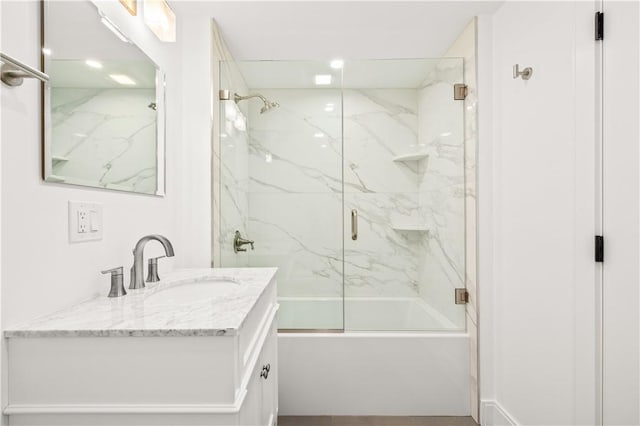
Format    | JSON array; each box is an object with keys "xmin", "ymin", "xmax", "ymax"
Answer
[{"xmin": 277, "ymin": 417, "xmax": 478, "ymax": 426}]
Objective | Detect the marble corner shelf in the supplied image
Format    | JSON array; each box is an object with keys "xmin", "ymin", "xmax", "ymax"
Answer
[
  {"xmin": 392, "ymin": 152, "xmax": 429, "ymax": 163},
  {"xmin": 51, "ymin": 155, "xmax": 69, "ymax": 163},
  {"xmin": 391, "ymin": 223, "xmax": 430, "ymax": 232},
  {"xmin": 47, "ymin": 174, "xmax": 66, "ymax": 183}
]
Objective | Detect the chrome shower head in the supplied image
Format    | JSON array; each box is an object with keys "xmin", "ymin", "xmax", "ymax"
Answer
[
  {"xmin": 260, "ymin": 100, "xmax": 280, "ymax": 114},
  {"xmin": 233, "ymin": 93, "xmax": 279, "ymax": 114}
]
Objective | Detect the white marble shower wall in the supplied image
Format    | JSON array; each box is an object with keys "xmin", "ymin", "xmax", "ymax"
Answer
[
  {"xmin": 245, "ymin": 88, "xmax": 425, "ymax": 304},
  {"xmin": 246, "ymin": 89, "xmax": 344, "ymax": 299},
  {"xmin": 217, "ymin": 59, "xmax": 467, "ymax": 331},
  {"xmin": 417, "ymin": 58, "xmax": 466, "ymax": 329},
  {"xmin": 343, "ymin": 89, "xmax": 423, "ymax": 300},
  {"xmin": 218, "ymin": 64, "xmax": 251, "ymax": 268},
  {"xmin": 51, "ymin": 88, "xmax": 157, "ymax": 193}
]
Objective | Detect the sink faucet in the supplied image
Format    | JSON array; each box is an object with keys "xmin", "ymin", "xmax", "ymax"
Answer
[
  {"xmin": 130, "ymin": 234, "xmax": 175, "ymax": 289},
  {"xmin": 234, "ymin": 230, "xmax": 254, "ymax": 253}
]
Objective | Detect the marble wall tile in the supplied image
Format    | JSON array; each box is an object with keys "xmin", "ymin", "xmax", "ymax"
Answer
[
  {"xmin": 417, "ymin": 58, "xmax": 466, "ymax": 330},
  {"xmin": 343, "ymin": 89, "xmax": 420, "ymax": 194},
  {"xmin": 51, "ymin": 88, "xmax": 157, "ymax": 193},
  {"xmin": 440, "ymin": 18, "xmax": 479, "ymax": 423},
  {"xmin": 212, "ymin": 20, "xmax": 251, "ymax": 268},
  {"xmin": 245, "ymin": 88, "xmax": 424, "ymax": 308},
  {"xmin": 247, "ymin": 89, "xmax": 342, "ymax": 194},
  {"xmin": 248, "ymin": 192, "xmax": 343, "ymax": 299}
]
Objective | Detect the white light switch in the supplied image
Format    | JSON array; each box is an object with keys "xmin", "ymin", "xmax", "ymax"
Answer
[
  {"xmin": 90, "ymin": 210, "xmax": 100, "ymax": 232},
  {"xmin": 69, "ymin": 201, "xmax": 103, "ymax": 243}
]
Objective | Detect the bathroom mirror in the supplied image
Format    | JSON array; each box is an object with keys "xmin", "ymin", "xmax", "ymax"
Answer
[{"xmin": 41, "ymin": 0, "xmax": 166, "ymax": 195}]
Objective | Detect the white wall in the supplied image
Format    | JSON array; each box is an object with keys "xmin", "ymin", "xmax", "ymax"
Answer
[
  {"xmin": 0, "ymin": 0, "xmax": 212, "ymax": 328},
  {"xmin": 602, "ymin": 1, "xmax": 640, "ymax": 424},
  {"xmin": 478, "ymin": 1, "xmax": 599, "ymax": 424}
]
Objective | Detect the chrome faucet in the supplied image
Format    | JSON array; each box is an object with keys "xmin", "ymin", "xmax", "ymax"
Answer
[
  {"xmin": 130, "ymin": 234, "xmax": 175, "ymax": 289},
  {"xmin": 234, "ymin": 230, "xmax": 254, "ymax": 253}
]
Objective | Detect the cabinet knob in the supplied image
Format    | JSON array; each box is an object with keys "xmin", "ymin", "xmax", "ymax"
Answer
[{"xmin": 260, "ymin": 364, "xmax": 270, "ymax": 379}]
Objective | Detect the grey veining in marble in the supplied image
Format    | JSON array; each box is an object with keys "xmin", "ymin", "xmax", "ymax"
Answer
[
  {"xmin": 50, "ymin": 87, "xmax": 158, "ymax": 194},
  {"xmin": 4, "ymin": 268, "xmax": 277, "ymax": 338}
]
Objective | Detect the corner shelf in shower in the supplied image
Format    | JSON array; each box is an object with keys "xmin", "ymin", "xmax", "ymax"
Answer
[
  {"xmin": 391, "ymin": 223, "xmax": 429, "ymax": 233},
  {"xmin": 392, "ymin": 152, "xmax": 428, "ymax": 163},
  {"xmin": 52, "ymin": 155, "xmax": 69, "ymax": 164},
  {"xmin": 47, "ymin": 174, "xmax": 66, "ymax": 183}
]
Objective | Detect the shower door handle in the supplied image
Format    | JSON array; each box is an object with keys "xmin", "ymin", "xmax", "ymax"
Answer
[{"xmin": 351, "ymin": 209, "xmax": 358, "ymax": 241}]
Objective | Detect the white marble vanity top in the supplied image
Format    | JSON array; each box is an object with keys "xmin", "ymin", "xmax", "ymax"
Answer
[{"xmin": 4, "ymin": 268, "xmax": 277, "ymax": 338}]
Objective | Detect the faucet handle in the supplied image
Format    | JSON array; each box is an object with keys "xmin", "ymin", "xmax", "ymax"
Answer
[
  {"xmin": 146, "ymin": 256, "xmax": 166, "ymax": 283},
  {"xmin": 101, "ymin": 266, "xmax": 124, "ymax": 276},
  {"xmin": 101, "ymin": 267, "xmax": 126, "ymax": 298}
]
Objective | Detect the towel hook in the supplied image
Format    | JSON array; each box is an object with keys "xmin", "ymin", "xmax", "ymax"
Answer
[{"xmin": 513, "ymin": 64, "xmax": 533, "ymax": 80}]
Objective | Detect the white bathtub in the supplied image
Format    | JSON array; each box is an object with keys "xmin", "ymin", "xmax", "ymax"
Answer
[
  {"xmin": 277, "ymin": 297, "xmax": 470, "ymax": 416},
  {"xmin": 278, "ymin": 296, "xmax": 460, "ymax": 331}
]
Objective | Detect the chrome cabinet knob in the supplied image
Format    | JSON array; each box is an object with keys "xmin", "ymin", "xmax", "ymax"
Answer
[{"xmin": 260, "ymin": 364, "xmax": 271, "ymax": 379}]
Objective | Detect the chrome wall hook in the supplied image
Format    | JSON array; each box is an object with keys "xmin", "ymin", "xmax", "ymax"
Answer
[{"xmin": 513, "ymin": 64, "xmax": 533, "ymax": 80}]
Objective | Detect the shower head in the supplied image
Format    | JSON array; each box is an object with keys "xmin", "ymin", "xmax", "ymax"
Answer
[
  {"xmin": 233, "ymin": 93, "xmax": 279, "ymax": 114},
  {"xmin": 260, "ymin": 100, "xmax": 279, "ymax": 114}
]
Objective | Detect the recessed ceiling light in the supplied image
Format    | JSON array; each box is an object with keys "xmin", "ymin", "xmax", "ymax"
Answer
[
  {"xmin": 324, "ymin": 103, "xmax": 335, "ymax": 112},
  {"xmin": 440, "ymin": 132, "xmax": 452, "ymax": 137},
  {"xmin": 320, "ymin": 144, "xmax": 327, "ymax": 148},
  {"xmin": 315, "ymin": 75, "xmax": 332, "ymax": 85},
  {"xmin": 85, "ymin": 59, "xmax": 103, "ymax": 69},
  {"xmin": 314, "ymin": 132, "xmax": 325, "ymax": 138},
  {"xmin": 265, "ymin": 153, "xmax": 273, "ymax": 163},
  {"xmin": 42, "ymin": 47, "xmax": 52, "ymax": 56},
  {"xmin": 330, "ymin": 59, "xmax": 344, "ymax": 69},
  {"xmin": 109, "ymin": 74, "xmax": 136, "ymax": 85}
]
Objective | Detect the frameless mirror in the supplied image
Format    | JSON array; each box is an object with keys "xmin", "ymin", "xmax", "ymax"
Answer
[{"xmin": 42, "ymin": 0, "xmax": 165, "ymax": 195}]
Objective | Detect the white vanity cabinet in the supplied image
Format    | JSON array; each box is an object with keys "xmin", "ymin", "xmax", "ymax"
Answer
[
  {"xmin": 240, "ymin": 323, "xmax": 278, "ymax": 426},
  {"xmin": 3, "ymin": 268, "xmax": 278, "ymax": 426}
]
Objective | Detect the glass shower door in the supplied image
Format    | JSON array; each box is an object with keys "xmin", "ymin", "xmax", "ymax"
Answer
[
  {"xmin": 342, "ymin": 58, "xmax": 467, "ymax": 331},
  {"xmin": 217, "ymin": 60, "xmax": 344, "ymax": 331}
]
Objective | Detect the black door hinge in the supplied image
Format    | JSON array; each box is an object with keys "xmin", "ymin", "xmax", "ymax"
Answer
[
  {"xmin": 595, "ymin": 235, "xmax": 604, "ymax": 262},
  {"xmin": 595, "ymin": 12, "xmax": 604, "ymax": 41}
]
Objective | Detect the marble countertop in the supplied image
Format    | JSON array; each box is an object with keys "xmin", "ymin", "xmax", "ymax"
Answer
[{"xmin": 4, "ymin": 268, "xmax": 277, "ymax": 338}]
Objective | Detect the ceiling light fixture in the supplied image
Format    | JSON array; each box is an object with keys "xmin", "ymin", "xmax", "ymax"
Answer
[
  {"xmin": 144, "ymin": 0, "xmax": 176, "ymax": 42},
  {"xmin": 85, "ymin": 59, "xmax": 103, "ymax": 69},
  {"xmin": 315, "ymin": 75, "xmax": 332, "ymax": 85},
  {"xmin": 109, "ymin": 74, "xmax": 137, "ymax": 85},
  {"xmin": 330, "ymin": 59, "xmax": 344, "ymax": 69},
  {"xmin": 324, "ymin": 103, "xmax": 335, "ymax": 112}
]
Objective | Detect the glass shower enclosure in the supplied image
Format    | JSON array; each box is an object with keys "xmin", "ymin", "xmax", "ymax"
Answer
[{"xmin": 215, "ymin": 58, "xmax": 466, "ymax": 332}]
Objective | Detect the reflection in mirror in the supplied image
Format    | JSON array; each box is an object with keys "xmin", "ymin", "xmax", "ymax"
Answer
[{"xmin": 42, "ymin": 0, "xmax": 165, "ymax": 195}]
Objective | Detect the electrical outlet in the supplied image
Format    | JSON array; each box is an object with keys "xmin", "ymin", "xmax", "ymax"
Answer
[
  {"xmin": 78, "ymin": 210, "xmax": 88, "ymax": 233},
  {"xmin": 69, "ymin": 201, "xmax": 103, "ymax": 243}
]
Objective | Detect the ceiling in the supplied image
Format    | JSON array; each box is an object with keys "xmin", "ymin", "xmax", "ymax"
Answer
[{"xmin": 173, "ymin": 1, "xmax": 503, "ymax": 61}]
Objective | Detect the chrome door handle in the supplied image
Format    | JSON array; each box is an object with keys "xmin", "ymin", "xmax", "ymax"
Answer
[{"xmin": 351, "ymin": 209, "xmax": 358, "ymax": 241}]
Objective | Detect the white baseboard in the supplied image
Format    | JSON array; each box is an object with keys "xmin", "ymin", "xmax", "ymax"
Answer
[{"xmin": 480, "ymin": 400, "xmax": 518, "ymax": 426}]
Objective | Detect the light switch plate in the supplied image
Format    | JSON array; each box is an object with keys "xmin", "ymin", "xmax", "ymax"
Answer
[{"xmin": 69, "ymin": 201, "xmax": 103, "ymax": 243}]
